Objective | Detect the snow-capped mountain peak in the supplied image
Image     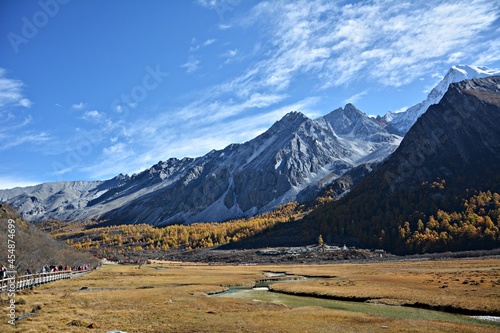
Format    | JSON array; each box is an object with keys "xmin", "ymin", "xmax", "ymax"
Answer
[
  {"xmin": 382, "ymin": 64, "xmax": 500, "ymax": 135},
  {"xmin": 451, "ymin": 64, "xmax": 500, "ymax": 77},
  {"xmin": 322, "ymin": 103, "xmax": 393, "ymax": 141}
]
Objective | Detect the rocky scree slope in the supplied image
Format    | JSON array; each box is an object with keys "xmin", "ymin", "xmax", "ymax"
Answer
[{"xmin": 0, "ymin": 109, "xmax": 400, "ymax": 225}]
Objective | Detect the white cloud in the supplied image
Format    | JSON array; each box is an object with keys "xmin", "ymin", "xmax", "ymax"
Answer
[
  {"xmin": 55, "ymin": 0, "xmax": 500, "ymax": 180},
  {"xmin": 82, "ymin": 95, "xmax": 321, "ymax": 179},
  {"xmin": 175, "ymin": 92, "xmax": 287, "ymax": 124},
  {"xmin": 473, "ymin": 37, "xmax": 500, "ymax": 65},
  {"xmin": 238, "ymin": 0, "xmax": 499, "ymax": 89},
  {"xmin": 195, "ymin": 0, "xmax": 239, "ymax": 14},
  {"xmin": 204, "ymin": 39, "xmax": 217, "ymax": 46},
  {"xmin": 72, "ymin": 102, "xmax": 87, "ymax": 110},
  {"xmin": 80, "ymin": 110, "xmax": 105, "ymax": 121},
  {"xmin": 447, "ymin": 52, "xmax": 465, "ymax": 63},
  {"xmin": 218, "ymin": 23, "xmax": 232, "ymax": 30},
  {"xmin": 190, "ymin": 38, "xmax": 217, "ymax": 52},
  {"xmin": 343, "ymin": 90, "xmax": 368, "ymax": 105},
  {"xmin": 19, "ymin": 98, "xmax": 32, "ymax": 108},
  {"xmin": 195, "ymin": 0, "xmax": 219, "ymax": 9},
  {"xmin": 0, "ymin": 115, "xmax": 32, "ymax": 134},
  {"xmin": 113, "ymin": 104, "xmax": 124, "ymax": 113},
  {"xmin": 103, "ymin": 142, "xmax": 127, "ymax": 155},
  {"xmin": 221, "ymin": 48, "xmax": 239, "ymax": 65},
  {"xmin": 0, "ymin": 132, "xmax": 51, "ymax": 151},
  {"xmin": 223, "ymin": 49, "xmax": 238, "ymax": 57},
  {"xmin": 181, "ymin": 57, "xmax": 200, "ymax": 73},
  {"xmin": 0, "ymin": 68, "xmax": 32, "ymax": 109}
]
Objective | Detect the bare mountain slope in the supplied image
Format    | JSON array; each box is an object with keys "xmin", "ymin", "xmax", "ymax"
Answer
[{"xmin": 0, "ymin": 109, "xmax": 400, "ymax": 225}]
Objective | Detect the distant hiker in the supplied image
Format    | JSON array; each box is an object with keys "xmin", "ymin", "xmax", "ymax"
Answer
[
  {"xmin": 1, "ymin": 264, "xmax": 6, "ymax": 279},
  {"xmin": 26, "ymin": 267, "xmax": 32, "ymax": 275}
]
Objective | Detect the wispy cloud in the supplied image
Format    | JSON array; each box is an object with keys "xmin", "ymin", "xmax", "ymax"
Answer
[
  {"xmin": 102, "ymin": 142, "xmax": 128, "ymax": 156},
  {"xmin": 174, "ymin": 92, "xmax": 288, "ymax": 123},
  {"xmin": 195, "ymin": 0, "xmax": 240, "ymax": 21},
  {"xmin": 239, "ymin": 0, "xmax": 499, "ymax": 89},
  {"xmin": 63, "ymin": 0, "xmax": 500, "ymax": 180},
  {"xmin": 0, "ymin": 68, "xmax": 32, "ymax": 109},
  {"xmin": 181, "ymin": 57, "xmax": 201, "ymax": 73},
  {"xmin": 0, "ymin": 115, "xmax": 32, "ymax": 133},
  {"xmin": 343, "ymin": 90, "xmax": 368, "ymax": 105},
  {"xmin": 80, "ymin": 110, "xmax": 105, "ymax": 122},
  {"xmin": 0, "ymin": 70, "xmax": 51, "ymax": 153},
  {"xmin": 190, "ymin": 38, "xmax": 217, "ymax": 52},
  {"xmin": 204, "ymin": 38, "xmax": 217, "ymax": 46},
  {"xmin": 223, "ymin": 49, "xmax": 238, "ymax": 57},
  {"xmin": 0, "ymin": 131, "xmax": 51, "ymax": 151},
  {"xmin": 221, "ymin": 48, "xmax": 239, "ymax": 64},
  {"xmin": 218, "ymin": 23, "xmax": 232, "ymax": 30},
  {"xmin": 72, "ymin": 102, "xmax": 87, "ymax": 110},
  {"xmin": 82, "ymin": 96, "xmax": 321, "ymax": 179}
]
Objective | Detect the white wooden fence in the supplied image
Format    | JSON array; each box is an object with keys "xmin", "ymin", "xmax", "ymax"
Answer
[{"xmin": 0, "ymin": 270, "xmax": 90, "ymax": 294}]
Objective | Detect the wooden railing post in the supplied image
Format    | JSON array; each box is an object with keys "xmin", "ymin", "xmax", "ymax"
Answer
[{"xmin": 0, "ymin": 268, "xmax": 91, "ymax": 295}]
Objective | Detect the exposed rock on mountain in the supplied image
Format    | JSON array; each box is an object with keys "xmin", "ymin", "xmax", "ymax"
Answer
[
  {"xmin": 216, "ymin": 74, "xmax": 500, "ymax": 255},
  {"xmin": 3, "ymin": 66, "xmax": 496, "ymax": 228},
  {"xmin": 235, "ymin": 76, "xmax": 500, "ymax": 253},
  {"xmin": 0, "ymin": 108, "xmax": 400, "ymax": 226},
  {"xmin": 383, "ymin": 76, "xmax": 500, "ymax": 192}
]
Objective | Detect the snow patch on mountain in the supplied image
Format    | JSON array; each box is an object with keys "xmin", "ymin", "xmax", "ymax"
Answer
[{"xmin": 383, "ymin": 65, "xmax": 500, "ymax": 135}]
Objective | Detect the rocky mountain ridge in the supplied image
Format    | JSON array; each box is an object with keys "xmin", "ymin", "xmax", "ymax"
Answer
[
  {"xmin": 381, "ymin": 65, "xmax": 500, "ymax": 135},
  {"xmin": 1, "ymin": 65, "xmax": 498, "ymax": 227},
  {"xmin": 0, "ymin": 106, "xmax": 400, "ymax": 225},
  {"xmin": 223, "ymin": 75, "xmax": 500, "ymax": 253}
]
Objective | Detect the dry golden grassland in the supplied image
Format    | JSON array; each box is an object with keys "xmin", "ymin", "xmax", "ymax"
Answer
[
  {"xmin": 271, "ymin": 259, "xmax": 500, "ymax": 313},
  {"xmin": 1, "ymin": 259, "xmax": 499, "ymax": 333}
]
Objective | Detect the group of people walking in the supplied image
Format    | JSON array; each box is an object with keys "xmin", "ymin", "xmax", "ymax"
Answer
[{"xmin": 1, "ymin": 263, "xmax": 92, "ymax": 279}]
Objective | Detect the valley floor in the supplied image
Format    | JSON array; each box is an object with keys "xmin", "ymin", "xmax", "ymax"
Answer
[{"xmin": 2, "ymin": 258, "xmax": 500, "ymax": 332}]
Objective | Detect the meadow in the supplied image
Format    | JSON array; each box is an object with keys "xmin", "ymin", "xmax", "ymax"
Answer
[{"xmin": 2, "ymin": 258, "xmax": 499, "ymax": 332}]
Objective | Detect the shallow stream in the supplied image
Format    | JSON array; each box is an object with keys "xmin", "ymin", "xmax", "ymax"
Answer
[{"xmin": 214, "ymin": 277, "xmax": 500, "ymax": 327}]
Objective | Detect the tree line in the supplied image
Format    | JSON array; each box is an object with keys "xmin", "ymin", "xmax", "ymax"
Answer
[
  {"xmin": 47, "ymin": 202, "xmax": 301, "ymax": 257},
  {"xmin": 304, "ymin": 178, "xmax": 500, "ymax": 254}
]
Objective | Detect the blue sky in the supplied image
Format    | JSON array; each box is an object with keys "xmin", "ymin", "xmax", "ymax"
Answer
[{"xmin": 1, "ymin": 0, "xmax": 499, "ymax": 189}]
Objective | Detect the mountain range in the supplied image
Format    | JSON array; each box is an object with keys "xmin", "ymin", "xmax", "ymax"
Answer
[
  {"xmin": 0, "ymin": 106, "xmax": 401, "ymax": 225},
  {"xmin": 222, "ymin": 75, "xmax": 500, "ymax": 253},
  {"xmin": 0, "ymin": 65, "xmax": 497, "ymax": 227},
  {"xmin": 315, "ymin": 75, "xmax": 500, "ymax": 252}
]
